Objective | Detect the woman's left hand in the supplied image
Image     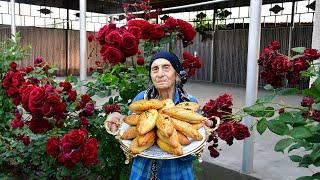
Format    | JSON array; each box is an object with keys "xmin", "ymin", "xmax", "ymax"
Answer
[{"xmin": 203, "ymin": 116, "xmax": 220, "ymax": 130}]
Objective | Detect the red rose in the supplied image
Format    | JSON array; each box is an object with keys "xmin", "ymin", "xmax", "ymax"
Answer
[
  {"xmin": 209, "ymin": 146, "xmax": 219, "ymax": 158},
  {"xmin": 96, "ymin": 23, "xmax": 116, "ymax": 42},
  {"xmin": 88, "ymin": 34, "xmax": 95, "ymax": 42},
  {"xmin": 80, "ymin": 116, "xmax": 89, "ymax": 126},
  {"xmin": 67, "ymin": 90, "xmax": 77, "ymax": 102},
  {"xmin": 20, "ymin": 84, "xmax": 35, "ymax": 111},
  {"xmin": 127, "ymin": 19, "xmax": 150, "ymax": 29},
  {"xmin": 28, "ymin": 86, "xmax": 45, "ymax": 114},
  {"xmin": 105, "ymin": 31, "xmax": 123, "ymax": 48},
  {"xmin": 22, "ymin": 136, "xmax": 30, "ymax": 146},
  {"xmin": 84, "ymin": 102, "xmax": 95, "ymax": 116},
  {"xmin": 34, "ymin": 56, "xmax": 43, "ymax": 65},
  {"xmin": 9, "ymin": 62, "xmax": 17, "ymax": 70},
  {"xmin": 270, "ymin": 41, "xmax": 281, "ymax": 50},
  {"xmin": 287, "ymin": 72, "xmax": 300, "ymax": 85},
  {"xmin": 24, "ymin": 66, "xmax": 34, "ymax": 73},
  {"xmin": 11, "ymin": 71, "xmax": 24, "ymax": 87},
  {"xmin": 104, "ymin": 46, "xmax": 124, "ymax": 65},
  {"xmin": 81, "ymin": 94, "xmax": 92, "ymax": 104},
  {"xmin": 128, "ymin": 26, "xmax": 142, "ymax": 39},
  {"xmin": 293, "ymin": 58, "xmax": 309, "ymax": 72},
  {"xmin": 11, "ymin": 112, "xmax": 24, "ymax": 128},
  {"xmin": 312, "ymin": 110, "xmax": 320, "ymax": 122},
  {"xmin": 177, "ymin": 19, "xmax": 196, "ymax": 42},
  {"xmin": 12, "ymin": 96, "xmax": 21, "ymax": 106},
  {"xmin": 100, "ymin": 45, "xmax": 108, "ymax": 57},
  {"xmin": 59, "ymin": 82, "xmax": 72, "ymax": 92},
  {"xmin": 137, "ymin": 57, "xmax": 145, "ymax": 65},
  {"xmin": 61, "ymin": 129, "xmax": 87, "ymax": 147},
  {"xmin": 46, "ymin": 137, "xmax": 61, "ymax": 157},
  {"xmin": 150, "ymin": 24, "xmax": 165, "ymax": 40},
  {"xmin": 164, "ymin": 17, "xmax": 178, "ymax": 31},
  {"xmin": 217, "ymin": 122, "xmax": 234, "ymax": 141},
  {"xmin": 271, "ymin": 55, "xmax": 291, "ymax": 72},
  {"xmin": 104, "ymin": 104, "xmax": 121, "ymax": 114},
  {"xmin": 304, "ymin": 48, "xmax": 320, "ymax": 60},
  {"xmin": 122, "ymin": 33, "xmax": 138, "ymax": 57},
  {"xmin": 301, "ymin": 96, "xmax": 314, "ymax": 107},
  {"xmin": 42, "ymin": 94, "xmax": 66, "ymax": 118},
  {"xmin": 58, "ymin": 149, "xmax": 83, "ymax": 169},
  {"xmin": 82, "ymin": 138, "xmax": 99, "ymax": 167},
  {"xmin": 233, "ymin": 123, "xmax": 250, "ymax": 140},
  {"xmin": 141, "ymin": 24, "xmax": 154, "ymax": 40},
  {"xmin": 28, "ymin": 117, "xmax": 53, "ymax": 134}
]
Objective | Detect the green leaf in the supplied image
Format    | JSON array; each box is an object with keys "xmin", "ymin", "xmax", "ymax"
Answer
[
  {"xmin": 65, "ymin": 75, "xmax": 78, "ymax": 83},
  {"xmin": 108, "ymin": 97, "xmax": 114, "ymax": 104},
  {"xmin": 291, "ymin": 47, "xmax": 306, "ymax": 54},
  {"xmin": 297, "ymin": 176, "xmax": 317, "ymax": 180},
  {"xmin": 159, "ymin": 36, "xmax": 172, "ymax": 44},
  {"xmin": 313, "ymin": 103, "xmax": 320, "ymax": 111},
  {"xmin": 288, "ymin": 143, "xmax": 302, "ymax": 153},
  {"xmin": 48, "ymin": 67, "xmax": 59, "ymax": 74},
  {"xmin": 310, "ymin": 145, "xmax": 320, "ymax": 162},
  {"xmin": 96, "ymin": 91, "xmax": 108, "ymax": 98},
  {"xmin": 267, "ymin": 120, "xmax": 289, "ymax": 135},
  {"xmin": 257, "ymin": 118, "xmax": 267, "ymax": 135},
  {"xmin": 312, "ymin": 172, "xmax": 320, "ymax": 178},
  {"xmin": 256, "ymin": 94, "xmax": 276, "ymax": 104},
  {"xmin": 243, "ymin": 104, "xmax": 275, "ymax": 117},
  {"xmin": 303, "ymin": 78, "xmax": 320, "ymax": 100},
  {"xmin": 299, "ymin": 155, "xmax": 312, "ymax": 168},
  {"xmin": 264, "ymin": 84, "xmax": 274, "ymax": 91},
  {"xmin": 289, "ymin": 155, "xmax": 302, "ymax": 162},
  {"xmin": 276, "ymin": 88, "xmax": 298, "ymax": 96},
  {"xmin": 279, "ymin": 112, "xmax": 305, "ymax": 125},
  {"xmin": 289, "ymin": 127, "xmax": 312, "ymax": 139},
  {"xmin": 274, "ymin": 138, "xmax": 294, "ymax": 152}
]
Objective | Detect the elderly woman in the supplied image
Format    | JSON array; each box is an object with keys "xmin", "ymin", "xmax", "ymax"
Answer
[{"xmin": 107, "ymin": 51, "xmax": 213, "ymax": 180}]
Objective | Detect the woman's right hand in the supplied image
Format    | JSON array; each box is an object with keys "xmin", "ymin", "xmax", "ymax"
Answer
[{"xmin": 104, "ymin": 112, "xmax": 124, "ymax": 135}]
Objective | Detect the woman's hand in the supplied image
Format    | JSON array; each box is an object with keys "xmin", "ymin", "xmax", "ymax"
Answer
[
  {"xmin": 204, "ymin": 116, "xmax": 220, "ymax": 131},
  {"xmin": 104, "ymin": 112, "xmax": 124, "ymax": 135}
]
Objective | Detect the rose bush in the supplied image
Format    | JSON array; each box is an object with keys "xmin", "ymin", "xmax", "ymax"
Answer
[{"xmin": 242, "ymin": 41, "xmax": 320, "ymax": 179}]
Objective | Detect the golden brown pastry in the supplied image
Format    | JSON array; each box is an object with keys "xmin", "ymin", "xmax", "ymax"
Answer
[
  {"xmin": 177, "ymin": 131, "xmax": 191, "ymax": 145},
  {"xmin": 156, "ymin": 138, "xmax": 183, "ymax": 156},
  {"xmin": 191, "ymin": 123, "xmax": 203, "ymax": 130},
  {"xmin": 159, "ymin": 99, "xmax": 175, "ymax": 113},
  {"xmin": 171, "ymin": 118, "xmax": 203, "ymax": 141},
  {"xmin": 138, "ymin": 130, "xmax": 156, "ymax": 146},
  {"xmin": 130, "ymin": 137, "xmax": 154, "ymax": 154},
  {"xmin": 137, "ymin": 109, "xmax": 158, "ymax": 135},
  {"xmin": 162, "ymin": 107, "xmax": 205, "ymax": 123},
  {"xmin": 123, "ymin": 114, "xmax": 140, "ymax": 126},
  {"xmin": 121, "ymin": 126, "xmax": 139, "ymax": 140},
  {"xmin": 156, "ymin": 129, "xmax": 180, "ymax": 148},
  {"xmin": 128, "ymin": 99, "xmax": 164, "ymax": 112},
  {"xmin": 155, "ymin": 114, "xmax": 174, "ymax": 137},
  {"xmin": 176, "ymin": 102, "xmax": 200, "ymax": 112}
]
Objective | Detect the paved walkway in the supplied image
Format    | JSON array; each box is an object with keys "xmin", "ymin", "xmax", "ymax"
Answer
[{"xmin": 184, "ymin": 81, "xmax": 318, "ymax": 180}]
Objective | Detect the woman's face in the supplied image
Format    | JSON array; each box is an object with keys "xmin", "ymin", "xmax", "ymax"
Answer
[{"xmin": 150, "ymin": 58, "xmax": 177, "ymax": 90}]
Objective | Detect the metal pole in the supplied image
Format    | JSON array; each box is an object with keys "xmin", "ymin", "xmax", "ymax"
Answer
[
  {"xmin": 310, "ymin": 0, "xmax": 320, "ymax": 86},
  {"xmin": 288, "ymin": 1, "xmax": 296, "ymax": 56},
  {"xmin": 210, "ymin": 9, "xmax": 216, "ymax": 83},
  {"xmin": 10, "ymin": 0, "xmax": 16, "ymax": 39},
  {"xmin": 242, "ymin": 0, "xmax": 262, "ymax": 174},
  {"xmin": 80, "ymin": 0, "xmax": 87, "ymax": 93}
]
